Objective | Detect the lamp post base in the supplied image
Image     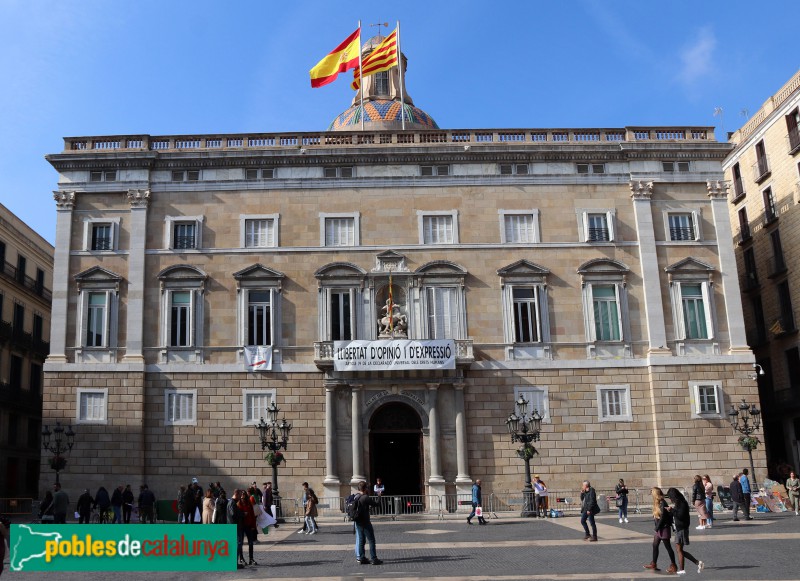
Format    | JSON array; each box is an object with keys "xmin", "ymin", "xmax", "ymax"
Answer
[{"xmin": 521, "ymin": 487, "xmax": 536, "ymax": 518}]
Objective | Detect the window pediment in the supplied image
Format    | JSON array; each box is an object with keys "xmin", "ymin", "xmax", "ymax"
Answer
[
  {"xmin": 373, "ymin": 250, "xmax": 409, "ymax": 273},
  {"xmin": 665, "ymin": 257, "xmax": 715, "ymax": 274},
  {"xmin": 577, "ymin": 258, "xmax": 629, "ymax": 275},
  {"xmin": 74, "ymin": 266, "xmax": 122, "ymax": 292},
  {"xmin": 157, "ymin": 265, "xmax": 207, "ymax": 292},
  {"xmin": 314, "ymin": 262, "xmax": 367, "ymax": 281},
  {"xmin": 415, "ymin": 260, "xmax": 467, "ymax": 276},
  {"xmin": 233, "ymin": 264, "xmax": 285, "ymax": 290},
  {"xmin": 497, "ymin": 259, "xmax": 550, "ymax": 279}
]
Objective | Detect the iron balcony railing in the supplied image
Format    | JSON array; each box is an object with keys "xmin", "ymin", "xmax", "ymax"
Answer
[
  {"xmin": 788, "ymin": 127, "xmax": 800, "ymax": 153},
  {"xmin": 752, "ymin": 155, "xmax": 771, "ymax": 183},
  {"xmin": 732, "ymin": 176, "xmax": 746, "ymax": 200},
  {"xmin": 173, "ymin": 235, "xmax": 196, "ymax": 250},
  {"xmin": 0, "ymin": 262, "xmax": 52, "ymax": 301},
  {"xmin": 670, "ymin": 226, "xmax": 695, "ymax": 241},
  {"xmin": 741, "ymin": 271, "xmax": 759, "ymax": 292},
  {"xmin": 587, "ymin": 227, "xmax": 609, "ymax": 242},
  {"xmin": 768, "ymin": 254, "xmax": 788, "ymax": 277}
]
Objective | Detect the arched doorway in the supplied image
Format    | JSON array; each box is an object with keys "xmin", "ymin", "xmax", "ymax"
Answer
[{"xmin": 369, "ymin": 402, "xmax": 423, "ymax": 496}]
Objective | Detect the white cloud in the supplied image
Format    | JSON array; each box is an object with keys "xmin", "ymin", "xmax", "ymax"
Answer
[{"xmin": 676, "ymin": 27, "xmax": 717, "ymax": 86}]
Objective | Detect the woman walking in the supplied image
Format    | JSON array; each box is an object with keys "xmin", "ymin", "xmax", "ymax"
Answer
[
  {"xmin": 202, "ymin": 489, "xmax": 215, "ymax": 524},
  {"xmin": 667, "ymin": 488, "xmax": 704, "ymax": 575},
  {"xmin": 304, "ymin": 487, "xmax": 319, "ymax": 534},
  {"xmin": 615, "ymin": 478, "xmax": 629, "ymax": 523},
  {"xmin": 691, "ymin": 475, "xmax": 709, "ymax": 529},
  {"xmin": 787, "ymin": 471, "xmax": 799, "ymax": 515},
  {"xmin": 702, "ymin": 475, "xmax": 714, "ymax": 528},
  {"xmin": 644, "ymin": 487, "xmax": 677, "ymax": 574}
]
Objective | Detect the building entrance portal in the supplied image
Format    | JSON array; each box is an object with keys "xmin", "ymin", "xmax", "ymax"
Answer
[{"xmin": 369, "ymin": 402, "xmax": 423, "ymax": 497}]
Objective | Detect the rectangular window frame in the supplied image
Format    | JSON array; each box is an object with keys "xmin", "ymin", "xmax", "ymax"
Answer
[
  {"xmin": 587, "ymin": 283, "xmax": 623, "ymax": 342},
  {"xmin": 242, "ymin": 389, "xmax": 276, "ymax": 426},
  {"xmin": 246, "ymin": 289, "xmax": 273, "ymax": 346},
  {"xmin": 689, "ymin": 382, "xmax": 724, "ymax": 418},
  {"xmin": 666, "ymin": 211, "xmax": 700, "ymax": 241},
  {"xmin": 596, "ymin": 385, "xmax": 632, "ymax": 422},
  {"xmin": 672, "ymin": 281, "xmax": 714, "ymax": 340},
  {"xmin": 76, "ymin": 388, "xmax": 108, "ymax": 424},
  {"xmin": 499, "ymin": 163, "xmax": 529, "ymax": 175},
  {"xmin": 499, "ymin": 210, "xmax": 540, "ymax": 243},
  {"xmin": 424, "ymin": 285, "xmax": 461, "ymax": 339},
  {"xmin": 511, "ymin": 285, "xmax": 542, "ymax": 344},
  {"xmin": 240, "ymin": 214, "xmax": 279, "ymax": 248},
  {"xmin": 320, "ymin": 212, "xmax": 359, "ymax": 247},
  {"xmin": 164, "ymin": 389, "xmax": 197, "ymax": 426},
  {"xmin": 578, "ymin": 209, "xmax": 616, "ymax": 242},
  {"xmin": 577, "ymin": 163, "xmax": 605, "ymax": 174},
  {"xmin": 420, "ymin": 165, "xmax": 450, "ymax": 176},
  {"xmin": 164, "ymin": 215, "xmax": 204, "ymax": 250},
  {"xmin": 323, "ymin": 166, "xmax": 354, "ymax": 178},
  {"xmin": 418, "ymin": 210, "xmax": 459, "ymax": 245},
  {"xmin": 82, "ymin": 217, "xmax": 121, "ymax": 252},
  {"xmin": 514, "ymin": 386, "xmax": 550, "ymax": 423}
]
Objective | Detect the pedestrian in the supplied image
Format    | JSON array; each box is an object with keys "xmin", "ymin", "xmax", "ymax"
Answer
[
  {"xmin": 202, "ymin": 489, "xmax": 215, "ymax": 524},
  {"xmin": 0, "ymin": 514, "xmax": 10, "ymax": 576},
  {"xmin": 215, "ymin": 481, "xmax": 226, "ymax": 498},
  {"xmin": 786, "ymin": 470, "xmax": 799, "ymax": 515},
  {"xmin": 353, "ymin": 481, "xmax": 383, "ymax": 565},
  {"xmin": 111, "ymin": 485, "xmax": 124, "ymax": 524},
  {"xmin": 138, "ymin": 484, "xmax": 156, "ymax": 524},
  {"xmin": 643, "ymin": 487, "xmax": 677, "ymax": 573},
  {"xmin": 730, "ymin": 472, "xmax": 745, "ymax": 521},
  {"xmin": 691, "ymin": 475, "xmax": 708, "ymax": 529},
  {"xmin": 615, "ymin": 478, "xmax": 629, "ymax": 523},
  {"xmin": 466, "ymin": 479, "xmax": 487, "ymax": 525},
  {"xmin": 667, "ymin": 488, "xmax": 704, "ymax": 575},
  {"xmin": 249, "ymin": 482, "xmax": 262, "ymax": 506},
  {"xmin": 122, "ymin": 484, "xmax": 135, "ymax": 524},
  {"xmin": 261, "ymin": 481, "xmax": 277, "ymax": 526},
  {"xmin": 297, "ymin": 482, "xmax": 310, "ymax": 534},
  {"xmin": 238, "ymin": 492, "xmax": 259, "ymax": 566},
  {"xmin": 702, "ymin": 475, "xmax": 714, "ymax": 528},
  {"xmin": 38, "ymin": 490, "xmax": 54, "ymax": 523},
  {"xmin": 227, "ymin": 489, "xmax": 246, "ymax": 568},
  {"xmin": 213, "ymin": 490, "xmax": 228, "ymax": 524},
  {"xmin": 192, "ymin": 479, "xmax": 204, "ymax": 524},
  {"xmin": 52, "ymin": 482, "xmax": 70, "ymax": 524},
  {"xmin": 304, "ymin": 486, "xmax": 319, "ymax": 534},
  {"xmin": 94, "ymin": 486, "xmax": 111, "ymax": 520},
  {"xmin": 533, "ymin": 475, "xmax": 548, "ymax": 518},
  {"xmin": 77, "ymin": 489, "xmax": 93, "ymax": 524},
  {"xmin": 739, "ymin": 469, "xmax": 753, "ymax": 519},
  {"xmin": 580, "ymin": 480, "xmax": 599, "ymax": 542}
]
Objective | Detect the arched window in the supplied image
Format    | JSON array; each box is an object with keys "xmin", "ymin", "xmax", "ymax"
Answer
[{"xmin": 374, "ymin": 71, "xmax": 389, "ymax": 96}]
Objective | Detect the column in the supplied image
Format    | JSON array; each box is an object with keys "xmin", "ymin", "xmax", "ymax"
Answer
[
  {"xmin": 323, "ymin": 383, "xmax": 341, "ymax": 498},
  {"xmin": 427, "ymin": 384, "xmax": 445, "ymax": 496},
  {"xmin": 122, "ymin": 189, "xmax": 150, "ymax": 363},
  {"xmin": 708, "ymin": 181, "xmax": 750, "ymax": 352},
  {"xmin": 47, "ymin": 191, "xmax": 76, "ymax": 363},
  {"xmin": 454, "ymin": 383, "xmax": 472, "ymax": 496},
  {"xmin": 630, "ymin": 181, "xmax": 670, "ymax": 355},
  {"xmin": 350, "ymin": 385, "xmax": 366, "ymax": 484}
]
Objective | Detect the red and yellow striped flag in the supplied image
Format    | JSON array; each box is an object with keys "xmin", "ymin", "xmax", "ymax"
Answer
[
  {"xmin": 351, "ymin": 29, "xmax": 398, "ymax": 90},
  {"xmin": 310, "ymin": 28, "xmax": 361, "ymax": 88}
]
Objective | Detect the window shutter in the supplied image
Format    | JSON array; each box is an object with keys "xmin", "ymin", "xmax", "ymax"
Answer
[
  {"xmin": 691, "ymin": 211, "xmax": 700, "ymax": 241},
  {"xmin": 582, "ymin": 213, "xmax": 590, "ymax": 242},
  {"xmin": 674, "ymin": 282, "xmax": 687, "ymax": 339},
  {"xmin": 613, "ymin": 284, "xmax": 623, "ymax": 340},
  {"xmin": 701, "ymin": 282, "xmax": 714, "ymax": 339},
  {"xmin": 606, "ymin": 211, "xmax": 616, "ymax": 241}
]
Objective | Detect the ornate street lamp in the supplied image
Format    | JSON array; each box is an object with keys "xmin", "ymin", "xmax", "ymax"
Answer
[
  {"xmin": 255, "ymin": 400, "xmax": 292, "ymax": 521},
  {"xmin": 506, "ymin": 395, "xmax": 542, "ymax": 517},
  {"xmin": 42, "ymin": 421, "xmax": 76, "ymax": 485},
  {"xmin": 728, "ymin": 398, "xmax": 762, "ymax": 491}
]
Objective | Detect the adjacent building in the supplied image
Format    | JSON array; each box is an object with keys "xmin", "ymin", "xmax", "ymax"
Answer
[
  {"xmin": 724, "ymin": 69, "xmax": 800, "ymax": 475},
  {"xmin": 41, "ymin": 44, "xmax": 762, "ymax": 503},
  {"xmin": 0, "ymin": 203, "xmax": 53, "ymax": 499}
]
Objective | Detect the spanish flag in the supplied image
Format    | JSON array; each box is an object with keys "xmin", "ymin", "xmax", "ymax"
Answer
[
  {"xmin": 351, "ymin": 29, "xmax": 398, "ymax": 90},
  {"xmin": 310, "ymin": 28, "xmax": 361, "ymax": 88}
]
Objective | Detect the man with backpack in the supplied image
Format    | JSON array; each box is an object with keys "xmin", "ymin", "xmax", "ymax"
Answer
[{"xmin": 350, "ymin": 481, "xmax": 383, "ymax": 566}]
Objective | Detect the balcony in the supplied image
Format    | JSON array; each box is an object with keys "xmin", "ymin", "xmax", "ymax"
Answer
[
  {"xmin": 752, "ymin": 155, "xmax": 771, "ymax": 184},
  {"xmin": 669, "ymin": 226, "xmax": 695, "ymax": 241},
  {"xmin": 741, "ymin": 271, "xmax": 760, "ymax": 292},
  {"xmin": 737, "ymin": 225, "xmax": 752, "ymax": 246},
  {"xmin": 587, "ymin": 227, "xmax": 610, "ymax": 242},
  {"xmin": 732, "ymin": 177, "xmax": 746, "ymax": 203},
  {"xmin": 173, "ymin": 235, "xmax": 196, "ymax": 250},
  {"xmin": 0, "ymin": 262, "xmax": 52, "ymax": 302},
  {"xmin": 314, "ymin": 339, "xmax": 475, "ymax": 370},
  {"xmin": 0, "ymin": 382, "xmax": 42, "ymax": 412},
  {"xmin": 767, "ymin": 254, "xmax": 788, "ymax": 278},
  {"xmin": 788, "ymin": 127, "xmax": 800, "ymax": 155}
]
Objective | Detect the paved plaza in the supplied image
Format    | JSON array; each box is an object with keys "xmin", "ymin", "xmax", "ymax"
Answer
[{"xmin": 4, "ymin": 511, "xmax": 799, "ymax": 580}]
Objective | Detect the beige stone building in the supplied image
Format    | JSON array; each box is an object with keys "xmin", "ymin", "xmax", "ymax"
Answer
[
  {"xmin": 41, "ymin": 50, "xmax": 762, "ymax": 506},
  {"xmin": 0, "ymin": 203, "xmax": 53, "ymax": 499},
  {"xmin": 724, "ymin": 69, "xmax": 800, "ymax": 474}
]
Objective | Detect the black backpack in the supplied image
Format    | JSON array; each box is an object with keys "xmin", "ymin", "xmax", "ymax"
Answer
[{"xmin": 346, "ymin": 494, "xmax": 362, "ymax": 520}]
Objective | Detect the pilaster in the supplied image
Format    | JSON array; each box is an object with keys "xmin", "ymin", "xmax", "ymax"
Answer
[
  {"xmin": 454, "ymin": 383, "xmax": 472, "ymax": 495},
  {"xmin": 323, "ymin": 383, "xmax": 341, "ymax": 497},
  {"xmin": 46, "ymin": 191, "xmax": 75, "ymax": 364},
  {"xmin": 122, "ymin": 189, "xmax": 150, "ymax": 363},
  {"xmin": 350, "ymin": 384, "xmax": 366, "ymax": 484}
]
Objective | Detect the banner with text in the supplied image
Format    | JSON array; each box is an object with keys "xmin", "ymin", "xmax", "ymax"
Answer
[{"xmin": 333, "ymin": 339, "xmax": 456, "ymax": 371}]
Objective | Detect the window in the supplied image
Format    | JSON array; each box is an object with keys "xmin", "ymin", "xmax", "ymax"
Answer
[
  {"xmin": 732, "ymin": 163, "xmax": 745, "ymax": 199},
  {"xmin": 770, "ymin": 230, "xmax": 786, "ymax": 274},
  {"xmin": 419, "ymin": 211, "xmax": 458, "ymax": 244},
  {"xmin": 16, "ymin": 255, "xmax": 26, "ymax": 283},
  {"xmin": 82, "ymin": 218, "xmax": 120, "ymax": 252},
  {"xmin": 158, "ymin": 265, "xmax": 207, "ymax": 356},
  {"xmin": 89, "ymin": 170, "xmax": 117, "ymax": 182},
  {"xmin": 321, "ymin": 213, "xmax": 359, "ymax": 246},
  {"xmin": 13, "ymin": 302, "xmax": 24, "ymax": 335},
  {"xmin": 511, "ymin": 287, "xmax": 541, "ymax": 343},
  {"xmin": 738, "ymin": 207, "xmax": 750, "ymax": 241},
  {"xmin": 754, "ymin": 140, "xmax": 770, "ymax": 181},
  {"xmin": 668, "ymin": 213, "xmax": 698, "ymax": 241},
  {"xmin": 35, "ymin": 268, "xmax": 44, "ymax": 295},
  {"xmin": 777, "ymin": 281, "xmax": 796, "ymax": 333},
  {"xmin": 787, "ymin": 348, "xmax": 800, "ymax": 389},
  {"xmin": 165, "ymin": 216, "xmax": 203, "ymax": 250},
  {"xmin": 662, "ymin": 161, "xmax": 690, "ymax": 172},
  {"xmin": 75, "ymin": 266, "xmax": 120, "ymax": 357},
  {"xmin": 92, "ymin": 223, "xmax": 112, "ymax": 250},
  {"xmin": 596, "ymin": 385, "xmax": 632, "ymax": 421},
  {"xmin": 77, "ymin": 389, "xmax": 107, "ymax": 423},
  {"xmin": 514, "ymin": 386, "xmax": 550, "ymax": 422},
  {"xmin": 242, "ymin": 390, "xmax": 275, "ymax": 425},
  {"xmin": 763, "ymin": 187, "xmax": 777, "ymax": 222},
  {"xmin": 86, "ymin": 292, "xmax": 108, "ymax": 347},
  {"xmin": 577, "ymin": 163, "xmax": 605, "ymax": 174},
  {"xmin": 323, "ymin": 166, "xmax": 353, "ymax": 178},
  {"xmin": 499, "ymin": 164, "xmax": 529, "ymax": 175},
  {"xmin": 591, "ymin": 285, "xmax": 622, "ymax": 341},
  {"xmin": 498, "ymin": 260, "xmax": 551, "ymax": 357},
  {"xmin": 30, "ymin": 363, "xmax": 41, "ymax": 394},
  {"xmin": 787, "ymin": 107, "xmax": 800, "ymax": 152},
  {"xmin": 247, "ymin": 291, "xmax": 271, "ymax": 345},
  {"xmin": 171, "ymin": 170, "xmax": 200, "ymax": 181},
  {"xmin": 32, "ymin": 314, "xmax": 43, "ymax": 342},
  {"xmin": 330, "ymin": 290, "xmax": 353, "ymax": 341},
  {"xmin": 245, "ymin": 168, "xmax": 275, "ymax": 180},
  {"xmin": 690, "ymin": 383, "xmax": 723, "ymax": 417},
  {"xmin": 10, "ymin": 355, "xmax": 22, "ymax": 389},
  {"xmin": 677, "ymin": 283, "xmax": 713, "ymax": 339},
  {"xmin": 752, "ymin": 296, "xmax": 767, "ymax": 345},
  {"xmin": 500, "ymin": 210, "xmax": 540, "ymax": 243},
  {"xmin": 243, "ymin": 217, "xmax": 277, "ymax": 248},
  {"xmin": 420, "ymin": 165, "xmax": 449, "ymax": 176},
  {"xmin": 426, "ymin": 286, "xmax": 459, "ymax": 339},
  {"xmin": 165, "ymin": 390, "xmax": 196, "ymax": 425},
  {"xmin": 170, "ymin": 291, "xmax": 192, "ymax": 347},
  {"xmin": 578, "ymin": 210, "xmax": 616, "ymax": 242},
  {"xmin": 315, "ymin": 263, "xmax": 365, "ymax": 343},
  {"xmin": 234, "ymin": 264, "xmax": 284, "ymax": 350},
  {"xmin": 374, "ymin": 71, "xmax": 389, "ymax": 95}
]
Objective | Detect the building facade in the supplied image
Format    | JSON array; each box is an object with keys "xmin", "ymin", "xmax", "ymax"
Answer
[
  {"xmin": 0, "ymin": 203, "xmax": 53, "ymax": 499},
  {"xmin": 41, "ymin": 51, "xmax": 762, "ymax": 503},
  {"xmin": 724, "ymin": 69, "xmax": 800, "ymax": 475}
]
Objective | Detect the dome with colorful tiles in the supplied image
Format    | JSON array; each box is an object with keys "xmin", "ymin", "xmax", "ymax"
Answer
[{"xmin": 329, "ymin": 99, "xmax": 439, "ymax": 131}]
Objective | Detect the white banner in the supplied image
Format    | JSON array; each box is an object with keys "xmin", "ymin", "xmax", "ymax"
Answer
[
  {"xmin": 244, "ymin": 345, "xmax": 273, "ymax": 371},
  {"xmin": 333, "ymin": 339, "xmax": 456, "ymax": 371}
]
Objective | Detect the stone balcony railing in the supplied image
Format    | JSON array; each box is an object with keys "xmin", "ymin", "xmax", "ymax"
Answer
[
  {"xmin": 313, "ymin": 339, "xmax": 474, "ymax": 370},
  {"xmin": 61, "ymin": 126, "xmax": 716, "ymax": 154}
]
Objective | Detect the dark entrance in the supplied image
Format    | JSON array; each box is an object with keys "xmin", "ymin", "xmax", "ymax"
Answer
[{"xmin": 369, "ymin": 402, "xmax": 423, "ymax": 496}]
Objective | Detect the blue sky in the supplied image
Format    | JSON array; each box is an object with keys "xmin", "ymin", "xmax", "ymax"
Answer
[{"xmin": 1, "ymin": 0, "xmax": 797, "ymax": 245}]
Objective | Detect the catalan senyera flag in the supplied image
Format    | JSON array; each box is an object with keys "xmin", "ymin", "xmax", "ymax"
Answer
[
  {"xmin": 310, "ymin": 28, "xmax": 361, "ymax": 88},
  {"xmin": 351, "ymin": 28, "xmax": 398, "ymax": 90}
]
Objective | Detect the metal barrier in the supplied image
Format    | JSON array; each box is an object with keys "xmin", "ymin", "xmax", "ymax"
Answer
[
  {"xmin": 441, "ymin": 493, "xmax": 472, "ymax": 519},
  {"xmin": 0, "ymin": 497, "xmax": 34, "ymax": 515},
  {"xmin": 389, "ymin": 495, "xmax": 440, "ymax": 520}
]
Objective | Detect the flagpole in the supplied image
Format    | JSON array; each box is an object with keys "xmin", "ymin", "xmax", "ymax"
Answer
[
  {"xmin": 358, "ymin": 20, "xmax": 365, "ymax": 132},
  {"xmin": 397, "ymin": 20, "xmax": 406, "ymax": 130}
]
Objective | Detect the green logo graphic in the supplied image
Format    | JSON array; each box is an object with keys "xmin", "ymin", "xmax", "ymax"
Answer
[{"xmin": 10, "ymin": 524, "xmax": 237, "ymax": 571}]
